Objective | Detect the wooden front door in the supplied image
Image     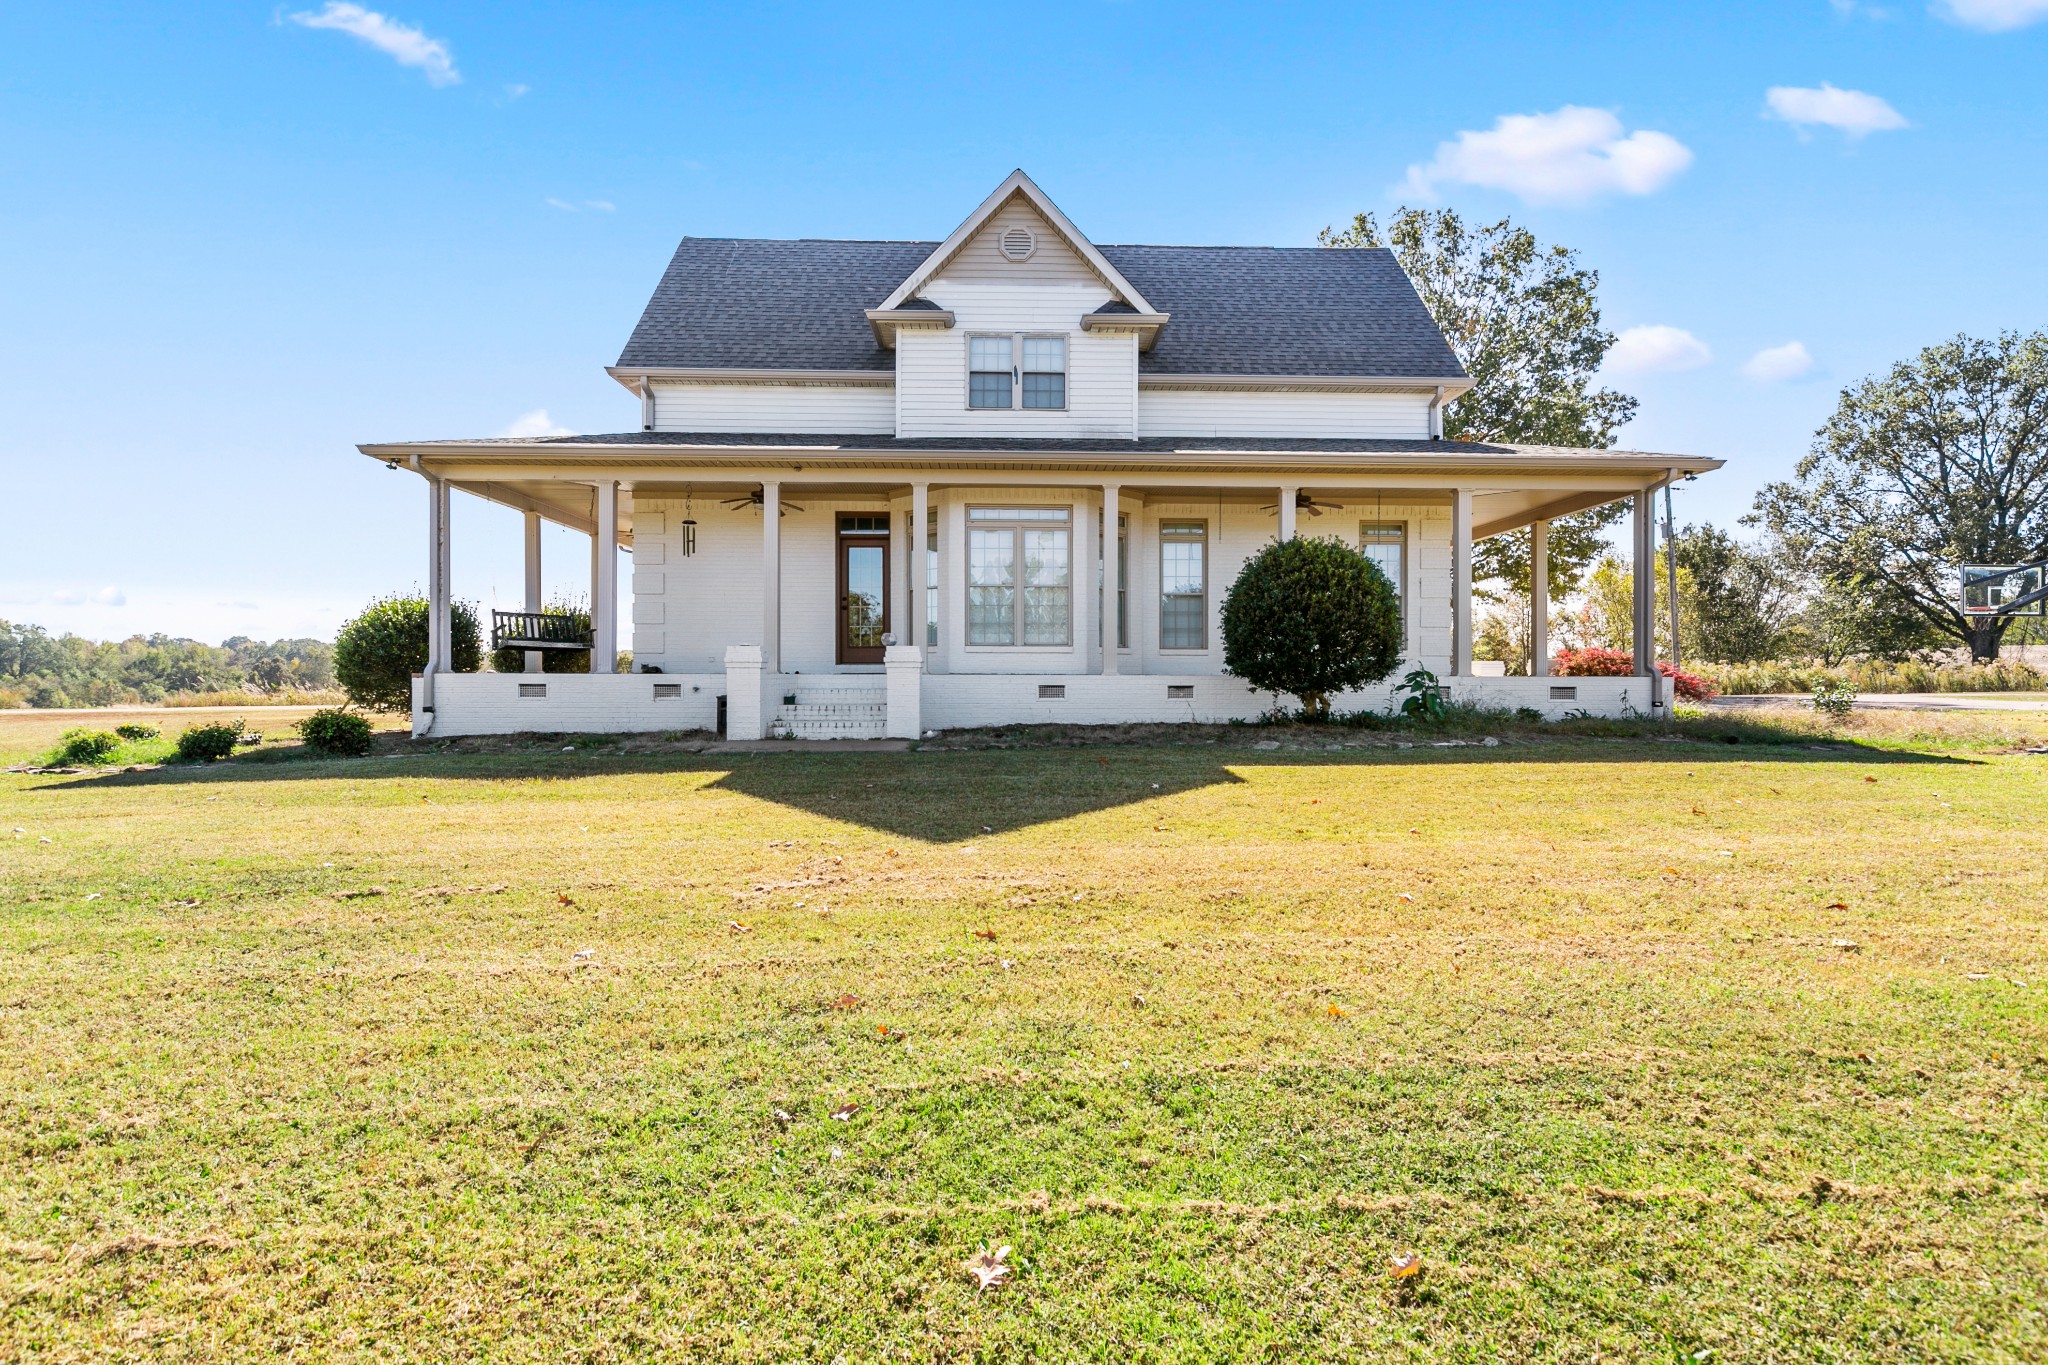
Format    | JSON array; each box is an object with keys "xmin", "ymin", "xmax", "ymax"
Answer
[{"xmin": 837, "ymin": 516, "xmax": 890, "ymax": 665}]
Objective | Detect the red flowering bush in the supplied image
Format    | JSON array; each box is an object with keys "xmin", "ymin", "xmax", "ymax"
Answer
[{"xmin": 1552, "ymin": 647, "xmax": 1718, "ymax": 703}]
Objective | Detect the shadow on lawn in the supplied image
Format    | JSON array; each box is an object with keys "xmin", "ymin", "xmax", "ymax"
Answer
[{"xmin": 25, "ymin": 729, "xmax": 1973, "ymax": 839}]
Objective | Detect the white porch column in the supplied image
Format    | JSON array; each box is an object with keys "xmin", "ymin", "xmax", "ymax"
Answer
[
  {"xmin": 910, "ymin": 481, "xmax": 928, "ymax": 663},
  {"xmin": 1451, "ymin": 488, "xmax": 1473, "ymax": 677},
  {"xmin": 1530, "ymin": 518, "xmax": 1550, "ymax": 677},
  {"xmin": 522, "ymin": 510, "xmax": 543, "ymax": 674},
  {"xmin": 1633, "ymin": 489, "xmax": 1654, "ymax": 678},
  {"xmin": 1277, "ymin": 485, "xmax": 1298, "ymax": 542},
  {"xmin": 592, "ymin": 480, "xmax": 619, "ymax": 674},
  {"xmin": 760, "ymin": 481, "xmax": 781, "ymax": 675},
  {"xmin": 884, "ymin": 644, "xmax": 922, "ymax": 738},
  {"xmin": 1100, "ymin": 482, "xmax": 1120, "ymax": 675}
]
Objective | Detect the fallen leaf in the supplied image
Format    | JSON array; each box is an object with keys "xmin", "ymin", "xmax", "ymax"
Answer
[
  {"xmin": 771, "ymin": 1108, "xmax": 793, "ymax": 1129},
  {"xmin": 1691, "ymin": 806, "xmax": 1706, "ymax": 816},
  {"xmin": 1131, "ymin": 993, "xmax": 1145, "ymax": 1007},
  {"xmin": 877, "ymin": 1025, "xmax": 895, "ymax": 1037},
  {"xmin": 1153, "ymin": 825, "xmax": 1171, "ymax": 832},
  {"xmin": 333, "ymin": 887, "xmax": 387, "ymax": 900},
  {"xmin": 1327, "ymin": 1003, "xmax": 1348, "ymax": 1018},
  {"xmin": 1000, "ymin": 958, "xmax": 1014, "ymax": 970},
  {"xmin": 1396, "ymin": 893, "xmax": 1415, "ymax": 903},
  {"xmin": 830, "ymin": 1102, "xmax": 860, "ymax": 1121},
  {"xmin": 1856, "ymin": 1051, "xmax": 1872, "ymax": 1063},
  {"xmin": 571, "ymin": 948, "xmax": 595, "ymax": 960},
  {"xmin": 1832, "ymin": 939, "xmax": 1861, "ymax": 952},
  {"xmin": 829, "ymin": 994, "xmax": 862, "ymax": 1010},
  {"xmin": 966, "ymin": 1243, "xmax": 1012, "ymax": 1292},
  {"xmin": 1826, "ymin": 901, "xmax": 1849, "ymax": 911},
  {"xmin": 1408, "ymin": 828, "xmax": 1420, "ymax": 835},
  {"xmin": 557, "ymin": 893, "xmax": 576, "ymax": 906},
  {"xmin": 1660, "ymin": 867, "xmax": 1680, "ymax": 876},
  {"xmin": 1864, "ymin": 776, "xmax": 1878, "ymax": 784},
  {"xmin": 728, "ymin": 920, "xmax": 752, "ymax": 933},
  {"xmin": 1389, "ymin": 1253, "xmax": 1423, "ymax": 1280},
  {"xmin": 83, "ymin": 893, "xmax": 101, "ymax": 902},
  {"xmin": 973, "ymin": 928, "xmax": 998, "ymax": 941}
]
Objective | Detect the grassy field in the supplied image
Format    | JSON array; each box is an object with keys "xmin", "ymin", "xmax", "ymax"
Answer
[{"xmin": 3, "ymin": 708, "xmax": 2046, "ymax": 1361}]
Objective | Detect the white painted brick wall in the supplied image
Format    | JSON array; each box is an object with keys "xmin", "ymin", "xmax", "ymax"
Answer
[{"xmin": 420, "ymin": 672, "xmax": 723, "ymax": 737}]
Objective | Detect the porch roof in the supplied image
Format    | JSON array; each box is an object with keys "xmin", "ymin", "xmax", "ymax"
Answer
[{"xmin": 361, "ymin": 430, "xmax": 1722, "ymax": 472}]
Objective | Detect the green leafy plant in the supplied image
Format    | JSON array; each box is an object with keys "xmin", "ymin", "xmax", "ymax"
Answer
[
  {"xmin": 176, "ymin": 719, "xmax": 245, "ymax": 762},
  {"xmin": 113, "ymin": 722, "xmax": 160, "ymax": 741},
  {"xmin": 50, "ymin": 729, "xmax": 119, "ymax": 765},
  {"xmin": 1396, "ymin": 667, "xmax": 1447, "ymax": 721},
  {"xmin": 1220, "ymin": 537, "xmax": 1403, "ymax": 721},
  {"xmin": 333, "ymin": 593, "xmax": 481, "ymax": 713},
  {"xmin": 297, "ymin": 708, "xmax": 375, "ymax": 757},
  {"xmin": 1810, "ymin": 682, "xmax": 1858, "ymax": 722}
]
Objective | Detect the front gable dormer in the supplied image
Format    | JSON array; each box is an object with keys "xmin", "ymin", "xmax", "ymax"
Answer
[{"xmin": 883, "ymin": 171, "xmax": 1159, "ymax": 439}]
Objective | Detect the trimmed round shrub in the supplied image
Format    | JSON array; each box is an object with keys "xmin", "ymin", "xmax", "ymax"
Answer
[
  {"xmin": 1221, "ymin": 537, "xmax": 1403, "ymax": 720},
  {"xmin": 297, "ymin": 708, "xmax": 375, "ymax": 756},
  {"xmin": 176, "ymin": 719, "xmax": 245, "ymax": 762},
  {"xmin": 51, "ymin": 729, "xmax": 119, "ymax": 765},
  {"xmin": 333, "ymin": 593, "xmax": 481, "ymax": 713},
  {"xmin": 113, "ymin": 723, "xmax": 160, "ymax": 741}
]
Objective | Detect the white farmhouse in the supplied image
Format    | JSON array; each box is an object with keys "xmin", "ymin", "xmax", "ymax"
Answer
[{"xmin": 359, "ymin": 171, "xmax": 1721, "ymax": 738}]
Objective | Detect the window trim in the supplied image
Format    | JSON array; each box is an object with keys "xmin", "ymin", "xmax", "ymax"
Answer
[
  {"xmin": 965, "ymin": 505, "xmax": 1074, "ymax": 648},
  {"xmin": 962, "ymin": 331, "xmax": 1069, "ymax": 412},
  {"xmin": 1158, "ymin": 518, "xmax": 1208, "ymax": 652},
  {"xmin": 1359, "ymin": 519, "xmax": 1408, "ymax": 638}
]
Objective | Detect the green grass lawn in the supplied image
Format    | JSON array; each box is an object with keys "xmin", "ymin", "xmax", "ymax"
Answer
[{"xmin": 3, "ymin": 711, "xmax": 2046, "ymax": 1361}]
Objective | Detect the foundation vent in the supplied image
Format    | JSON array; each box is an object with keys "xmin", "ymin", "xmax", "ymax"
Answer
[{"xmin": 1037, "ymin": 684, "xmax": 1065, "ymax": 699}]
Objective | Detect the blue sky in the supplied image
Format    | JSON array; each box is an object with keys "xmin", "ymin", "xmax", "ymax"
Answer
[{"xmin": 5, "ymin": 0, "xmax": 2048, "ymax": 643}]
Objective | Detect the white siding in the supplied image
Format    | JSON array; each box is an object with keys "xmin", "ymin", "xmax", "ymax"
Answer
[
  {"xmin": 626, "ymin": 498, "xmax": 764, "ymax": 672},
  {"xmin": 929, "ymin": 198, "xmax": 1109, "ymax": 290},
  {"xmin": 651, "ymin": 381, "xmax": 895, "ymax": 435},
  {"xmin": 1138, "ymin": 387, "xmax": 1433, "ymax": 439},
  {"xmin": 896, "ymin": 283, "xmax": 1136, "ymax": 439}
]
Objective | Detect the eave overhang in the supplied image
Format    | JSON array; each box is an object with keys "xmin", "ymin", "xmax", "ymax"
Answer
[{"xmin": 863, "ymin": 307, "xmax": 958, "ymax": 348}]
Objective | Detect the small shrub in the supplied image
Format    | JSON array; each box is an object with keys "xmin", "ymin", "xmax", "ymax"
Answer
[
  {"xmin": 334, "ymin": 593, "xmax": 482, "ymax": 712},
  {"xmin": 1396, "ymin": 667, "xmax": 1447, "ymax": 721},
  {"xmin": 1551, "ymin": 647, "xmax": 1718, "ymax": 702},
  {"xmin": 297, "ymin": 708, "xmax": 375, "ymax": 756},
  {"xmin": 51, "ymin": 729, "xmax": 120, "ymax": 765},
  {"xmin": 1811, "ymin": 682, "xmax": 1858, "ymax": 721},
  {"xmin": 113, "ymin": 723, "xmax": 160, "ymax": 740},
  {"xmin": 176, "ymin": 719, "xmax": 245, "ymax": 762},
  {"xmin": 1221, "ymin": 537, "xmax": 1403, "ymax": 720}
]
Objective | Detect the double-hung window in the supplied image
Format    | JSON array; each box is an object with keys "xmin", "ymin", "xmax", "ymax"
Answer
[
  {"xmin": 1159, "ymin": 520, "xmax": 1207, "ymax": 650},
  {"xmin": 967, "ymin": 507, "xmax": 1071, "ymax": 645},
  {"xmin": 1360, "ymin": 522, "xmax": 1406, "ymax": 620},
  {"xmin": 966, "ymin": 334, "xmax": 1066, "ymax": 410}
]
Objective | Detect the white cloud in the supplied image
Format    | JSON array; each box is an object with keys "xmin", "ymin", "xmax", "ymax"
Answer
[
  {"xmin": 499, "ymin": 409, "xmax": 574, "ymax": 439},
  {"xmin": 504, "ymin": 83, "xmax": 531, "ymax": 99},
  {"xmin": 546, "ymin": 198, "xmax": 616, "ymax": 212},
  {"xmin": 49, "ymin": 588, "xmax": 85, "ymax": 606},
  {"xmin": 545, "ymin": 197, "xmax": 578, "ymax": 211},
  {"xmin": 584, "ymin": 200, "xmax": 615, "ymax": 212},
  {"xmin": 1607, "ymin": 325, "xmax": 1713, "ymax": 375},
  {"xmin": 1765, "ymin": 84, "xmax": 1908, "ymax": 137},
  {"xmin": 1402, "ymin": 106, "xmax": 1693, "ymax": 204},
  {"xmin": 1742, "ymin": 341, "xmax": 1817, "ymax": 383},
  {"xmin": 1936, "ymin": 0, "xmax": 2048, "ymax": 30},
  {"xmin": 91, "ymin": 586, "xmax": 127, "ymax": 606},
  {"xmin": 289, "ymin": 3, "xmax": 459, "ymax": 87}
]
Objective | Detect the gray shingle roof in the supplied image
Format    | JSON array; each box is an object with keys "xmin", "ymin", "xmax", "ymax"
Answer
[{"xmin": 615, "ymin": 238, "xmax": 1466, "ymax": 380}]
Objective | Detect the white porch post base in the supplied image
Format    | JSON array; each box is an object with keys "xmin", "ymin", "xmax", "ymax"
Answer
[
  {"xmin": 724, "ymin": 645, "xmax": 766, "ymax": 740},
  {"xmin": 884, "ymin": 645, "xmax": 923, "ymax": 739}
]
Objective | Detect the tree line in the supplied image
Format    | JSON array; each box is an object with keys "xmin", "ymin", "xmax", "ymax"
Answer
[
  {"xmin": 0, "ymin": 623, "xmax": 335, "ymax": 708},
  {"xmin": 1326, "ymin": 208, "xmax": 2048, "ymax": 669}
]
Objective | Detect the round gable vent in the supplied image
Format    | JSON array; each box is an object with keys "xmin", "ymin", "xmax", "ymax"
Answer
[{"xmin": 998, "ymin": 224, "xmax": 1037, "ymax": 262}]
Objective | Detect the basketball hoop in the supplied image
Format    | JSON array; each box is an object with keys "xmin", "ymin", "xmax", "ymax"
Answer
[{"xmin": 1961, "ymin": 563, "xmax": 2048, "ymax": 617}]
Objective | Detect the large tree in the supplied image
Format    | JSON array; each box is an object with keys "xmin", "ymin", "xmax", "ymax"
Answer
[
  {"xmin": 1753, "ymin": 332, "xmax": 2048, "ymax": 661},
  {"xmin": 1321, "ymin": 209, "xmax": 1637, "ymax": 630},
  {"xmin": 1670, "ymin": 523, "xmax": 1802, "ymax": 664}
]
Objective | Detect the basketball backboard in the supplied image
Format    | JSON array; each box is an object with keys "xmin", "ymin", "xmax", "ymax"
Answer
[{"xmin": 1961, "ymin": 564, "xmax": 2046, "ymax": 617}]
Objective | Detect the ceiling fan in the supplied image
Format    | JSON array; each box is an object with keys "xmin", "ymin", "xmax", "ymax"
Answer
[
  {"xmin": 1259, "ymin": 491, "xmax": 1346, "ymax": 518},
  {"xmin": 720, "ymin": 488, "xmax": 806, "ymax": 515}
]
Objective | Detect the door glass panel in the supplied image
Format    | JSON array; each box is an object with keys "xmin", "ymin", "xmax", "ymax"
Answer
[{"xmin": 845, "ymin": 545, "xmax": 885, "ymax": 650}]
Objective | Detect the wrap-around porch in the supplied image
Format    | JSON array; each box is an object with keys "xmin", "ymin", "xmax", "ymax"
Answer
[{"xmin": 404, "ymin": 458, "xmax": 1682, "ymax": 739}]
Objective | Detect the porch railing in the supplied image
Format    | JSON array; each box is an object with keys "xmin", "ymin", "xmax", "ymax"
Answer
[{"xmin": 491, "ymin": 610, "xmax": 593, "ymax": 652}]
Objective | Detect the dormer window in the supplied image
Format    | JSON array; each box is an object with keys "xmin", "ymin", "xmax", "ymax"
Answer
[{"xmin": 966, "ymin": 333, "xmax": 1067, "ymax": 411}]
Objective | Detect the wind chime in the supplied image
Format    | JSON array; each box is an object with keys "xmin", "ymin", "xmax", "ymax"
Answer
[{"xmin": 680, "ymin": 487, "xmax": 698, "ymax": 558}]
